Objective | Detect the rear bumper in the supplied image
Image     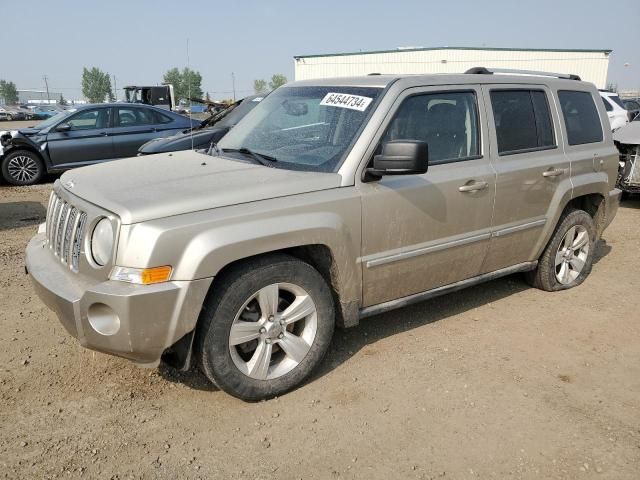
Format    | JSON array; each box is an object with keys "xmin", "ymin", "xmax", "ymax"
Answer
[
  {"xmin": 604, "ymin": 188, "xmax": 622, "ymax": 231},
  {"xmin": 26, "ymin": 233, "xmax": 212, "ymax": 366}
]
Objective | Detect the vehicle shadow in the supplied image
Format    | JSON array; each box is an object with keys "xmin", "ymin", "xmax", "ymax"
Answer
[
  {"xmin": 0, "ymin": 201, "xmax": 46, "ymax": 232},
  {"xmin": 620, "ymin": 196, "xmax": 640, "ymax": 209},
  {"xmin": 158, "ymin": 362, "xmax": 219, "ymax": 392},
  {"xmin": 158, "ymin": 239, "xmax": 613, "ymax": 397}
]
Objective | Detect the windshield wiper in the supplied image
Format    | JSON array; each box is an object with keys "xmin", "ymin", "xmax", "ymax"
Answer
[{"xmin": 222, "ymin": 147, "xmax": 277, "ymax": 167}]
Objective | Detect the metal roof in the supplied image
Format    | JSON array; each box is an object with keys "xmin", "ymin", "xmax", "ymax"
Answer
[{"xmin": 294, "ymin": 46, "xmax": 613, "ymax": 60}]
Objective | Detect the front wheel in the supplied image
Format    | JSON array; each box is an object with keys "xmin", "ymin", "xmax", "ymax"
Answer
[
  {"xmin": 1, "ymin": 149, "xmax": 45, "ymax": 186},
  {"xmin": 526, "ymin": 209, "xmax": 596, "ymax": 291},
  {"xmin": 196, "ymin": 254, "xmax": 335, "ymax": 401}
]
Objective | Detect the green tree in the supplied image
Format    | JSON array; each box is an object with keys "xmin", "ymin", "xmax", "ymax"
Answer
[
  {"xmin": 163, "ymin": 67, "xmax": 203, "ymax": 102},
  {"xmin": 81, "ymin": 67, "xmax": 113, "ymax": 103},
  {"xmin": 58, "ymin": 94, "xmax": 67, "ymax": 106},
  {"xmin": 269, "ymin": 74, "xmax": 287, "ymax": 90},
  {"xmin": 0, "ymin": 80, "xmax": 19, "ymax": 104},
  {"xmin": 253, "ymin": 79, "xmax": 268, "ymax": 95}
]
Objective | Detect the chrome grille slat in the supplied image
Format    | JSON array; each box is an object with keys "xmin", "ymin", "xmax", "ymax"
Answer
[
  {"xmin": 44, "ymin": 191, "xmax": 88, "ymax": 271},
  {"xmin": 62, "ymin": 208, "xmax": 78, "ymax": 264},
  {"xmin": 51, "ymin": 198, "xmax": 64, "ymax": 251},
  {"xmin": 71, "ymin": 213, "xmax": 87, "ymax": 271},
  {"xmin": 56, "ymin": 203, "xmax": 70, "ymax": 257}
]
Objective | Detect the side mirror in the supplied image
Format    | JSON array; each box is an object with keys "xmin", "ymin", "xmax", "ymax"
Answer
[
  {"xmin": 56, "ymin": 123, "xmax": 72, "ymax": 132},
  {"xmin": 366, "ymin": 140, "xmax": 429, "ymax": 179}
]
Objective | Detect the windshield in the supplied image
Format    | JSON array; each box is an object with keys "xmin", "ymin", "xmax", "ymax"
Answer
[
  {"xmin": 217, "ymin": 86, "xmax": 382, "ymax": 172},
  {"xmin": 34, "ymin": 110, "xmax": 72, "ymax": 130}
]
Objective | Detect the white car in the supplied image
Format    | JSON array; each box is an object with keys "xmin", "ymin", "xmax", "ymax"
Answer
[{"xmin": 600, "ymin": 91, "xmax": 629, "ymax": 131}]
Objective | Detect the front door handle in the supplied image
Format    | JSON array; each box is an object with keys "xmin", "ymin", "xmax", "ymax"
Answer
[
  {"xmin": 99, "ymin": 131, "xmax": 108, "ymax": 136},
  {"xmin": 542, "ymin": 168, "xmax": 565, "ymax": 177},
  {"xmin": 458, "ymin": 181, "xmax": 489, "ymax": 193}
]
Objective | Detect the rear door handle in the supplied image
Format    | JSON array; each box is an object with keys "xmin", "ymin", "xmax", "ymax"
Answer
[
  {"xmin": 99, "ymin": 131, "xmax": 108, "ymax": 136},
  {"xmin": 458, "ymin": 181, "xmax": 489, "ymax": 192},
  {"xmin": 542, "ymin": 168, "xmax": 565, "ymax": 177}
]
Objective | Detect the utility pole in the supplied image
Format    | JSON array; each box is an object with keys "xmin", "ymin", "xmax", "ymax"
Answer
[
  {"xmin": 43, "ymin": 75, "xmax": 50, "ymax": 103},
  {"xmin": 112, "ymin": 74, "xmax": 117, "ymax": 101},
  {"xmin": 231, "ymin": 72, "xmax": 236, "ymax": 101}
]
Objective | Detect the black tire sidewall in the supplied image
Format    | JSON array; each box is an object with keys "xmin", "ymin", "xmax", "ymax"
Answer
[
  {"xmin": 1, "ymin": 150, "xmax": 45, "ymax": 186},
  {"xmin": 198, "ymin": 257, "xmax": 335, "ymax": 401},
  {"xmin": 539, "ymin": 210, "xmax": 597, "ymax": 291}
]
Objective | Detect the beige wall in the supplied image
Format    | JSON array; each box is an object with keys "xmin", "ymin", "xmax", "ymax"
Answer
[{"xmin": 294, "ymin": 49, "xmax": 610, "ymax": 88}]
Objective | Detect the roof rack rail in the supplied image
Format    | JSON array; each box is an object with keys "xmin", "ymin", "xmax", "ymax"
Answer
[{"xmin": 464, "ymin": 67, "xmax": 581, "ymax": 81}]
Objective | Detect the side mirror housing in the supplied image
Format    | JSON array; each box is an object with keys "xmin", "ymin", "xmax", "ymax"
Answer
[
  {"xmin": 56, "ymin": 123, "xmax": 72, "ymax": 132},
  {"xmin": 366, "ymin": 140, "xmax": 429, "ymax": 180}
]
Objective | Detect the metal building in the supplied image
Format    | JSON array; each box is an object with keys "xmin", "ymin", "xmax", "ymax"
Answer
[{"xmin": 294, "ymin": 47, "xmax": 611, "ymax": 88}]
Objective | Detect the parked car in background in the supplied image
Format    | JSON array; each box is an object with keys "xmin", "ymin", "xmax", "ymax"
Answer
[
  {"xmin": 0, "ymin": 103, "xmax": 199, "ymax": 185},
  {"xmin": 622, "ymin": 98, "xmax": 640, "ymax": 122},
  {"xmin": 613, "ymin": 116, "xmax": 640, "ymax": 197},
  {"xmin": 599, "ymin": 91, "xmax": 629, "ymax": 131},
  {"xmin": 0, "ymin": 106, "xmax": 25, "ymax": 121},
  {"xmin": 25, "ymin": 69, "xmax": 621, "ymax": 400},
  {"xmin": 31, "ymin": 105, "xmax": 66, "ymax": 120},
  {"xmin": 138, "ymin": 95, "xmax": 264, "ymax": 155},
  {"xmin": 0, "ymin": 111, "xmax": 9, "ymax": 121}
]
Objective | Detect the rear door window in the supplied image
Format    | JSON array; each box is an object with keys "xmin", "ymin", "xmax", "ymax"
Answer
[
  {"xmin": 558, "ymin": 91, "xmax": 603, "ymax": 145},
  {"xmin": 490, "ymin": 89, "xmax": 556, "ymax": 155},
  {"xmin": 601, "ymin": 97, "xmax": 613, "ymax": 112},
  {"xmin": 116, "ymin": 107, "xmax": 155, "ymax": 126}
]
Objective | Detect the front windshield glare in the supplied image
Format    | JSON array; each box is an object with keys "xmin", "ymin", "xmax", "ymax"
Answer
[{"xmin": 217, "ymin": 86, "xmax": 382, "ymax": 172}]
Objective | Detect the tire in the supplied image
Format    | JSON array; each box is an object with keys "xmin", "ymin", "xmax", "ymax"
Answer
[
  {"xmin": 7, "ymin": 115, "xmax": 12, "ymax": 121},
  {"xmin": 1, "ymin": 149, "xmax": 45, "ymax": 186},
  {"xmin": 196, "ymin": 254, "xmax": 335, "ymax": 401},
  {"xmin": 526, "ymin": 208, "xmax": 596, "ymax": 291}
]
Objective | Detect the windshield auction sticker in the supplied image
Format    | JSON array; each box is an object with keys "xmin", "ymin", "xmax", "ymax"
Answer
[{"xmin": 319, "ymin": 93, "xmax": 373, "ymax": 112}]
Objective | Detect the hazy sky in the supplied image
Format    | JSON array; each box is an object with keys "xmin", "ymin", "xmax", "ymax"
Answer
[{"xmin": 2, "ymin": 0, "xmax": 639, "ymax": 100}]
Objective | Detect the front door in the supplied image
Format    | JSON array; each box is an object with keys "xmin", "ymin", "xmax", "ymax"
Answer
[
  {"xmin": 47, "ymin": 108, "xmax": 114, "ymax": 167},
  {"xmin": 480, "ymin": 85, "xmax": 571, "ymax": 273},
  {"xmin": 359, "ymin": 86, "xmax": 496, "ymax": 307}
]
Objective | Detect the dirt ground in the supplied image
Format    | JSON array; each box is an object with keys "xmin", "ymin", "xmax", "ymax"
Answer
[{"xmin": 0, "ymin": 180, "xmax": 639, "ymax": 480}]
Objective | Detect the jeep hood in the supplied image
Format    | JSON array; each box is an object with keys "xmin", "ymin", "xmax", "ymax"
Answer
[{"xmin": 59, "ymin": 150, "xmax": 342, "ymax": 224}]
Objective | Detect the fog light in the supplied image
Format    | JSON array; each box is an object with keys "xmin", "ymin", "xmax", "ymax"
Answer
[{"xmin": 88, "ymin": 303, "xmax": 120, "ymax": 335}]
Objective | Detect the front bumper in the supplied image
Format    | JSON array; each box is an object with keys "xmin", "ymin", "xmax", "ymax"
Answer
[{"xmin": 26, "ymin": 233, "xmax": 212, "ymax": 366}]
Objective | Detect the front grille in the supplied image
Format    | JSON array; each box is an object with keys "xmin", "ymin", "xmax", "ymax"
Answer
[{"xmin": 45, "ymin": 191, "xmax": 88, "ymax": 271}]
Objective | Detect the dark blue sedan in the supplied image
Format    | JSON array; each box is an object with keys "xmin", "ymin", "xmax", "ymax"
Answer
[{"xmin": 0, "ymin": 103, "xmax": 198, "ymax": 185}]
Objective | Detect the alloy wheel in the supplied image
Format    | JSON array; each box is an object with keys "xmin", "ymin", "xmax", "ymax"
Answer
[
  {"xmin": 7, "ymin": 155, "xmax": 39, "ymax": 183},
  {"xmin": 555, "ymin": 225, "xmax": 590, "ymax": 285},
  {"xmin": 229, "ymin": 282, "xmax": 318, "ymax": 380}
]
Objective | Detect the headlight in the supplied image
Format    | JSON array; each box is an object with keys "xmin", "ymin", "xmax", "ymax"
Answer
[{"xmin": 91, "ymin": 218, "xmax": 114, "ymax": 266}]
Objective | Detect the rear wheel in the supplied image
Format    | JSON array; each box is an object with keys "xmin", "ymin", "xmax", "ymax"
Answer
[
  {"xmin": 196, "ymin": 254, "xmax": 335, "ymax": 401},
  {"xmin": 1, "ymin": 150, "xmax": 45, "ymax": 186},
  {"xmin": 526, "ymin": 209, "xmax": 596, "ymax": 291}
]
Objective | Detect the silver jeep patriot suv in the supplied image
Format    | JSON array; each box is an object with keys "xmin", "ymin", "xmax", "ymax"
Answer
[{"xmin": 26, "ymin": 68, "xmax": 621, "ymax": 400}]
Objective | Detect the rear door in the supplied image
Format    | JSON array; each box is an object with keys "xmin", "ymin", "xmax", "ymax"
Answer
[
  {"xmin": 481, "ymin": 84, "xmax": 570, "ymax": 273},
  {"xmin": 110, "ymin": 106, "xmax": 174, "ymax": 158},
  {"xmin": 46, "ymin": 107, "xmax": 114, "ymax": 167}
]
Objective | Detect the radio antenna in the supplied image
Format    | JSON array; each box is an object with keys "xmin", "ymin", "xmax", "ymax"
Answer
[{"xmin": 187, "ymin": 38, "xmax": 194, "ymax": 151}]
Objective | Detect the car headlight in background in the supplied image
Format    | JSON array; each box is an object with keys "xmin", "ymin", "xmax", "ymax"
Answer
[{"xmin": 91, "ymin": 218, "xmax": 114, "ymax": 266}]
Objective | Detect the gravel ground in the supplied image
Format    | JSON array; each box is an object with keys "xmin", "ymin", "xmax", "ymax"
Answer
[{"xmin": 1, "ymin": 182, "xmax": 639, "ymax": 479}]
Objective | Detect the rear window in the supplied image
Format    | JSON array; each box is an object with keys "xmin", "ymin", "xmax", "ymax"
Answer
[
  {"xmin": 558, "ymin": 91, "xmax": 603, "ymax": 145},
  {"xmin": 608, "ymin": 95, "xmax": 625, "ymax": 109},
  {"xmin": 490, "ymin": 89, "xmax": 555, "ymax": 154},
  {"xmin": 601, "ymin": 97, "xmax": 613, "ymax": 112}
]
